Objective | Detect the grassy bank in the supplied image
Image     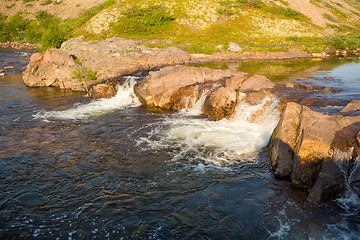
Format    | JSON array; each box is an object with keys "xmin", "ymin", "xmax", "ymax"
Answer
[{"xmin": 1, "ymin": 0, "xmax": 359, "ymax": 54}]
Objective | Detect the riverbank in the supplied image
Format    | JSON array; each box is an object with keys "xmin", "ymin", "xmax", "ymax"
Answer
[{"xmin": 0, "ymin": 42, "xmax": 41, "ymax": 50}]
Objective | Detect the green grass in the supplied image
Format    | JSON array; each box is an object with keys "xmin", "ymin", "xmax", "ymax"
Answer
[{"xmin": 112, "ymin": 4, "xmax": 174, "ymax": 35}]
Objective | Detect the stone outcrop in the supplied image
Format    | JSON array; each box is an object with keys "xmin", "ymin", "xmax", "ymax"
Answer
[
  {"xmin": 134, "ymin": 65, "xmax": 279, "ymax": 122},
  {"xmin": 22, "ymin": 37, "xmax": 313, "ymax": 95},
  {"xmin": 22, "ymin": 49, "xmax": 87, "ymax": 91},
  {"xmin": 134, "ymin": 66, "xmax": 244, "ymax": 109},
  {"xmin": 61, "ymin": 37, "xmax": 192, "ymax": 81},
  {"xmin": 269, "ymin": 101, "xmax": 360, "ymax": 203}
]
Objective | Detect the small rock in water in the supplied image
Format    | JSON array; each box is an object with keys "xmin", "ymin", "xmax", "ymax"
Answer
[
  {"xmin": 228, "ymin": 42, "xmax": 242, "ymax": 53},
  {"xmin": 0, "ymin": 73, "xmax": 4, "ymax": 76},
  {"xmin": 15, "ymin": 193, "xmax": 47, "ymax": 208},
  {"xmin": 4, "ymin": 66, "xmax": 14, "ymax": 69}
]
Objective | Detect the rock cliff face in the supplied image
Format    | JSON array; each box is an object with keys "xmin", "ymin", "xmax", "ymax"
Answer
[{"xmin": 269, "ymin": 101, "xmax": 360, "ymax": 203}]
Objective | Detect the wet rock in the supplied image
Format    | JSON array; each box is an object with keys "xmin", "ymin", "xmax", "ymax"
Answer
[
  {"xmin": 4, "ymin": 66, "xmax": 14, "ymax": 69},
  {"xmin": 269, "ymin": 102, "xmax": 302, "ymax": 177},
  {"xmin": 340, "ymin": 100, "xmax": 360, "ymax": 116},
  {"xmin": 307, "ymin": 160, "xmax": 345, "ymax": 203},
  {"xmin": 202, "ymin": 74, "xmax": 248, "ymax": 121},
  {"xmin": 22, "ymin": 49, "xmax": 85, "ymax": 91},
  {"xmin": 134, "ymin": 66, "xmax": 241, "ymax": 109},
  {"xmin": 269, "ymin": 102, "xmax": 360, "ymax": 203},
  {"xmin": 239, "ymin": 74, "xmax": 275, "ymax": 92},
  {"xmin": 228, "ymin": 42, "xmax": 242, "ymax": 53},
  {"xmin": 88, "ymin": 83, "xmax": 117, "ymax": 99}
]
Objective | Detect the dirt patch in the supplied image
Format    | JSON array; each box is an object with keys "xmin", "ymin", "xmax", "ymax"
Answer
[{"xmin": 0, "ymin": 0, "xmax": 107, "ymax": 19}]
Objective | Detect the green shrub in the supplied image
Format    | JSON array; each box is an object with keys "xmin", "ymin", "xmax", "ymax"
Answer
[
  {"xmin": 264, "ymin": 5, "xmax": 308, "ymax": 21},
  {"xmin": 113, "ymin": 4, "xmax": 174, "ymax": 34},
  {"xmin": 327, "ymin": 35, "xmax": 360, "ymax": 50},
  {"xmin": 182, "ymin": 43, "xmax": 218, "ymax": 54},
  {"xmin": 40, "ymin": 0, "xmax": 53, "ymax": 6}
]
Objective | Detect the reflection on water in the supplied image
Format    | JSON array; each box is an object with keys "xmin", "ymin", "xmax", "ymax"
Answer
[{"xmin": 1, "ymin": 50, "xmax": 360, "ymax": 239}]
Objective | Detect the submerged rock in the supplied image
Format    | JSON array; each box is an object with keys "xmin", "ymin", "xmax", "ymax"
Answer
[{"xmin": 269, "ymin": 101, "xmax": 360, "ymax": 203}]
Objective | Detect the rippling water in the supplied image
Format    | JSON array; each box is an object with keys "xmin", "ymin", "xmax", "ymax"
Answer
[{"xmin": 1, "ymin": 50, "xmax": 360, "ymax": 239}]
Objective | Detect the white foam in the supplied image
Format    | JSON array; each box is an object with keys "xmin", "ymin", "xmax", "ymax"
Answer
[
  {"xmin": 139, "ymin": 95, "xmax": 279, "ymax": 166},
  {"xmin": 33, "ymin": 76, "xmax": 141, "ymax": 121}
]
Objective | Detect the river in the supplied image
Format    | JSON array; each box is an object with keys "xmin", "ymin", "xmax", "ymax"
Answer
[{"xmin": 0, "ymin": 49, "xmax": 359, "ymax": 239}]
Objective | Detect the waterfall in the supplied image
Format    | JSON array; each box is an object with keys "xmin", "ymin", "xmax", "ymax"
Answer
[
  {"xmin": 336, "ymin": 157, "xmax": 360, "ymax": 213},
  {"xmin": 138, "ymin": 91, "xmax": 280, "ymax": 166},
  {"xmin": 33, "ymin": 76, "xmax": 141, "ymax": 121}
]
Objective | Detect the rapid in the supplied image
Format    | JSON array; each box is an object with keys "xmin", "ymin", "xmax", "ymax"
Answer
[{"xmin": 1, "ymin": 49, "xmax": 360, "ymax": 239}]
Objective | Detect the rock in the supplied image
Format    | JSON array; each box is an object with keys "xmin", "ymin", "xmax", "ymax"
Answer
[
  {"xmin": 216, "ymin": 45, "xmax": 223, "ymax": 50},
  {"xmin": 22, "ymin": 49, "xmax": 85, "ymax": 91},
  {"xmin": 88, "ymin": 83, "xmax": 116, "ymax": 99},
  {"xmin": 134, "ymin": 66, "xmax": 242, "ymax": 109},
  {"xmin": 311, "ymin": 53, "xmax": 326, "ymax": 58},
  {"xmin": 61, "ymin": 37, "xmax": 191, "ymax": 81},
  {"xmin": 240, "ymin": 74, "xmax": 275, "ymax": 92},
  {"xmin": 228, "ymin": 42, "xmax": 242, "ymax": 53},
  {"xmin": 269, "ymin": 102, "xmax": 302, "ymax": 177},
  {"xmin": 202, "ymin": 74, "xmax": 248, "ymax": 121},
  {"xmin": 291, "ymin": 107, "xmax": 339, "ymax": 189},
  {"xmin": 4, "ymin": 66, "xmax": 14, "ymax": 69},
  {"xmin": 340, "ymin": 100, "xmax": 360, "ymax": 116},
  {"xmin": 0, "ymin": 73, "xmax": 4, "ymax": 76},
  {"xmin": 171, "ymin": 84, "xmax": 212, "ymax": 110},
  {"xmin": 269, "ymin": 102, "xmax": 360, "ymax": 203},
  {"xmin": 307, "ymin": 160, "xmax": 345, "ymax": 203}
]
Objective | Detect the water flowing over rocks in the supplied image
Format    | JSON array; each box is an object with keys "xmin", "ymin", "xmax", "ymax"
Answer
[
  {"xmin": 133, "ymin": 65, "xmax": 279, "ymax": 122},
  {"xmin": 269, "ymin": 101, "xmax": 360, "ymax": 204}
]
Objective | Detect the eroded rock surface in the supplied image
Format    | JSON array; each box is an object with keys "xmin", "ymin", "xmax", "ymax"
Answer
[
  {"xmin": 269, "ymin": 101, "xmax": 360, "ymax": 203},
  {"xmin": 22, "ymin": 49, "xmax": 85, "ymax": 91}
]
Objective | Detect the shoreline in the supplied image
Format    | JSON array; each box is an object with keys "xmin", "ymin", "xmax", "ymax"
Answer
[{"xmin": 0, "ymin": 42, "xmax": 42, "ymax": 50}]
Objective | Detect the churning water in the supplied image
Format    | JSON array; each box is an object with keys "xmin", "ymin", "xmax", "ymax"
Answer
[{"xmin": 1, "ymin": 50, "xmax": 360, "ymax": 239}]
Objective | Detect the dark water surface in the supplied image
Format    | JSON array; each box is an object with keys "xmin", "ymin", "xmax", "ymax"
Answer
[{"xmin": 1, "ymin": 50, "xmax": 359, "ymax": 239}]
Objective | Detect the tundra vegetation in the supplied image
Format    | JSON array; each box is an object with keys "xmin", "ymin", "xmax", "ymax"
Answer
[{"xmin": 0, "ymin": 0, "xmax": 359, "ymax": 53}]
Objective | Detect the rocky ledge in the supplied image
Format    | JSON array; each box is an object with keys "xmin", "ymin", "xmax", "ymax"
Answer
[
  {"xmin": 270, "ymin": 100, "xmax": 360, "ymax": 203},
  {"xmin": 134, "ymin": 65, "xmax": 276, "ymax": 121},
  {"xmin": 22, "ymin": 37, "xmax": 312, "ymax": 96}
]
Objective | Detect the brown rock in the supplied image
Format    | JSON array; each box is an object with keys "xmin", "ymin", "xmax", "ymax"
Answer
[
  {"xmin": 134, "ymin": 66, "xmax": 242, "ymax": 109},
  {"xmin": 202, "ymin": 86, "xmax": 244, "ymax": 121},
  {"xmin": 307, "ymin": 160, "xmax": 345, "ymax": 203},
  {"xmin": 171, "ymin": 84, "xmax": 212, "ymax": 110},
  {"xmin": 269, "ymin": 102, "xmax": 302, "ymax": 177},
  {"xmin": 340, "ymin": 100, "xmax": 360, "ymax": 116},
  {"xmin": 22, "ymin": 49, "xmax": 85, "ymax": 91},
  {"xmin": 269, "ymin": 101, "xmax": 360, "ymax": 203},
  {"xmin": 88, "ymin": 84, "xmax": 116, "ymax": 99},
  {"xmin": 240, "ymin": 74, "xmax": 275, "ymax": 92}
]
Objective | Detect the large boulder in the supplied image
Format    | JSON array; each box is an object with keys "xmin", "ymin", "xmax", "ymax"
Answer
[
  {"xmin": 22, "ymin": 49, "xmax": 86, "ymax": 91},
  {"xmin": 269, "ymin": 101, "xmax": 360, "ymax": 203},
  {"xmin": 133, "ymin": 66, "xmax": 244, "ymax": 109}
]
